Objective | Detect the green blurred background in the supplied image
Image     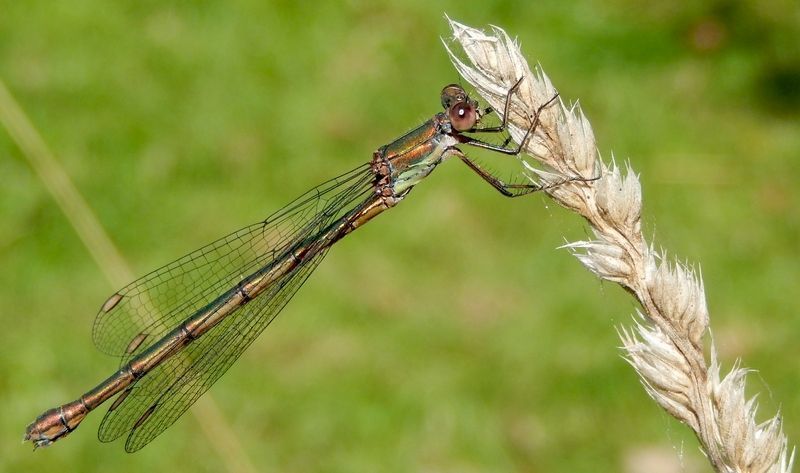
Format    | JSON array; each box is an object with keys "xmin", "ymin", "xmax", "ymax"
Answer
[{"xmin": 1, "ymin": 1, "xmax": 798, "ymax": 472}]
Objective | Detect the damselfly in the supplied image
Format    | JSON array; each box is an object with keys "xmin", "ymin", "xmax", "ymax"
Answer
[{"xmin": 25, "ymin": 79, "xmax": 566, "ymax": 452}]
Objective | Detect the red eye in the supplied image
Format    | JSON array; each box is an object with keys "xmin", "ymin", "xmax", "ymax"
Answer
[{"xmin": 449, "ymin": 103, "xmax": 477, "ymax": 131}]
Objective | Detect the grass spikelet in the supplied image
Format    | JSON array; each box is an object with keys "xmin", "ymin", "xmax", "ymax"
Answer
[{"xmin": 446, "ymin": 18, "xmax": 794, "ymax": 473}]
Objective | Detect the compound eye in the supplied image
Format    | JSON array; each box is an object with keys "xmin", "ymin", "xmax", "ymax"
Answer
[
  {"xmin": 448, "ymin": 102, "xmax": 477, "ymax": 131},
  {"xmin": 441, "ymin": 84, "xmax": 466, "ymax": 109}
]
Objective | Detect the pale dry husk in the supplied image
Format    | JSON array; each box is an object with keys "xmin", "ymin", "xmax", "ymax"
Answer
[{"xmin": 445, "ymin": 18, "xmax": 793, "ymax": 473}]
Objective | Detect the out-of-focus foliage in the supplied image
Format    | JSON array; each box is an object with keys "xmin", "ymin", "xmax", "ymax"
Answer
[{"xmin": 1, "ymin": 1, "xmax": 797, "ymax": 472}]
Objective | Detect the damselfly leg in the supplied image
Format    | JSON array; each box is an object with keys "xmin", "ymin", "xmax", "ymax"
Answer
[{"xmin": 448, "ymin": 79, "xmax": 559, "ymax": 197}]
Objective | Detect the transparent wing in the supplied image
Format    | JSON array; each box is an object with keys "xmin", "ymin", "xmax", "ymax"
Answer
[
  {"xmin": 120, "ymin": 249, "xmax": 326, "ymax": 451},
  {"xmin": 93, "ymin": 164, "xmax": 374, "ymax": 359},
  {"xmin": 96, "ymin": 167, "xmax": 375, "ymax": 450}
]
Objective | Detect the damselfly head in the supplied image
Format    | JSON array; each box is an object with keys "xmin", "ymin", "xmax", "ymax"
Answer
[
  {"xmin": 441, "ymin": 84, "xmax": 467, "ymax": 109},
  {"xmin": 441, "ymin": 84, "xmax": 478, "ymax": 132}
]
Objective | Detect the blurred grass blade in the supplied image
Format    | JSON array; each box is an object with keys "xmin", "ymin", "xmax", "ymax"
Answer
[
  {"xmin": 0, "ymin": 77, "xmax": 257, "ymax": 473},
  {"xmin": 0, "ymin": 80, "xmax": 131, "ymax": 286}
]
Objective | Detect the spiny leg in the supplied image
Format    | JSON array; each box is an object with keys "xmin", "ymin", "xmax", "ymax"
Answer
[
  {"xmin": 456, "ymin": 87, "xmax": 594, "ymax": 197},
  {"xmin": 465, "ymin": 76, "xmax": 527, "ymax": 134},
  {"xmin": 456, "ymin": 151, "xmax": 597, "ymax": 198},
  {"xmin": 458, "ymin": 91, "xmax": 560, "ymax": 155},
  {"xmin": 454, "ymin": 150, "xmax": 541, "ymax": 198},
  {"xmin": 456, "ymin": 90, "xmax": 557, "ymax": 197}
]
